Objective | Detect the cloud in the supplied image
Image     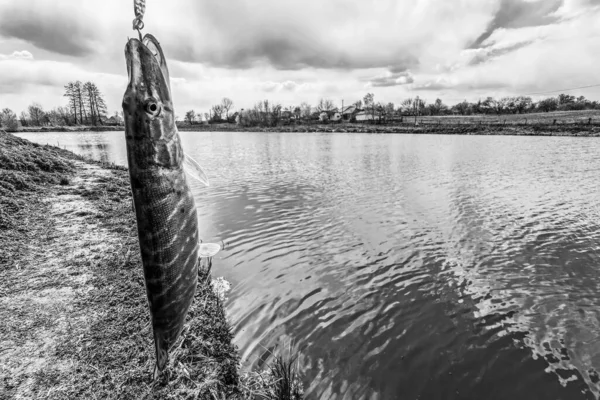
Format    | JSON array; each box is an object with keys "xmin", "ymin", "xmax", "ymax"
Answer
[
  {"xmin": 0, "ymin": 50, "xmax": 33, "ymax": 61},
  {"xmin": 466, "ymin": 40, "xmax": 534, "ymax": 65},
  {"xmin": 0, "ymin": 2, "xmax": 101, "ymax": 57},
  {"xmin": 148, "ymin": 0, "xmax": 491, "ymax": 70},
  {"xmin": 469, "ymin": 0, "xmax": 564, "ymax": 48},
  {"xmin": 259, "ymin": 80, "xmax": 310, "ymax": 92},
  {"xmin": 366, "ymin": 71, "xmax": 415, "ymax": 88}
]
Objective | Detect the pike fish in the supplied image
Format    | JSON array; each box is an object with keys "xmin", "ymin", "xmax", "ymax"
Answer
[{"xmin": 122, "ymin": 33, "xmax": 216, "ymax": 376}]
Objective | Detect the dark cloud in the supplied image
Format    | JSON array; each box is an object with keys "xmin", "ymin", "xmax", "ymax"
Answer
[
  {"xmin": 368, "ymin": 71, "xmax": 414, "ymax": 87},
  {"xmin": 159, "ymin": 0, "xmax": 420, "ymax": 71},
  {"xmin": 0, "ymin": 4, "xmax": 98, "ymax": 56},
  {"xmin": 470, "ymin": 0, "xmax": 563, "ymax": 48},
  {"xmin": 468, "ymin": 40, "xmax": 534, "ymax": 65},
  {"xmin": 167, "ymin": 34, "xmax": 419, "ymax": 71}
]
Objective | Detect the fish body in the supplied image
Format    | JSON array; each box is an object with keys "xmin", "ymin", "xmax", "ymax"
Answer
[{"xmin": 122, "ymin": 34, "xmax": 199, "ymax": 373}]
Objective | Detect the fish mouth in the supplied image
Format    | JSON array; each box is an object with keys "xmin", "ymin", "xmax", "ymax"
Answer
[{"xmin": 124, "ymin": 34, "xmax": 171, "ymax": 97}]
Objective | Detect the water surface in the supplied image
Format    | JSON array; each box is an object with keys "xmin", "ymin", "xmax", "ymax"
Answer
[{"xmin": 18, "ymin": 131, "xmax": 600, "ymax": 399}]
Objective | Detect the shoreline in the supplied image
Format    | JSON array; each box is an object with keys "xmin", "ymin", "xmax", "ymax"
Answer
[
  {"xmin": 9, "ymin": 122, "xmax": 600, "ymax": 136},
  {"xmin": 0, "ymin": 131, "xmax": 302, "ymax": 399}
]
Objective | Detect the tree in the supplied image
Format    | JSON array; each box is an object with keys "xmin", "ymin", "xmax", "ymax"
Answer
[
  {"xmin": 385, "ymin": 102, "xmax": 395, "ymax": 116},
  {"xmin": 211, "ymin": 104, "xmax": 224, "ymax": 122},
  {"xmin": 558, "ymin": 93, "xmax": 575, "ymax": 107},
  {"xmin": 300, "ymin": 102, "xmax": 312, "ymax": 120},
  {"xmin": 401, "ymin": 98, "xmax": 414, "ymax": 115},
  {"xmin": 317, "ymin": 98, "xmax": 335, "ymax": 112},
  {"xmin": 363, "ymin": 93, "xmax": 375, "ymax": 121},
  {"xmin": 430, "ymin": 98, "xmax": 447, "ymax": 115},
  {"xmin": 536, "ymin": 97, "xmax": 558, "ymax": 112},
  {"xmin": 453, "ymin": 100, "xmax": 471, "ymax": 115},
  {"xmin": 184, "ymin": 110, "xmax": 196, "ymax": 125},
  {"xmin": 82, "ymin": 82, "xmax": 107, "ymax": 126},
  {"xmin": 28, "ymin": 103, "xmax": 45, "ymax": 126},
  {"xmin": 64, "ymin": 82, "xmax": 79, "ymax": 124},
  {"xmin": 0, "ymin": 108, "xmax": 19, "ymax": 130},
  {"xmin": 221, "ymin": 98, "xmax": 233, "ymax": 120},
  {"xmin": 74, "ymin": 81, "xmax": 87, "ymax": 123},
  {"xmin": 19, "ymin": 111, "xmax": 29, "ymax": 127},
  {"xmin": 514, "ymin": 96, "xmax": 532, "ymax": 114}
]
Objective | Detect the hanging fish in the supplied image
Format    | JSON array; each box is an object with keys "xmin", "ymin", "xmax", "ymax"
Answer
[{"xmin": 122, "ymin": 33, "xmax": 219, "ymax": 377}]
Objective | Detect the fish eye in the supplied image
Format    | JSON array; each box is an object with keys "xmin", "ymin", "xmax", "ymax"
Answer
[{"xmin": 144, "ymin": 100, "xmax": 161, "ymax": 116}]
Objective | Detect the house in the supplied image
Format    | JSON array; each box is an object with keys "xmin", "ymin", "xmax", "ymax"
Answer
[
  {"xmin": 106, "ymin": 115, "xmax": 124, "ymax": 126},
  {"xmin": 355, "ymin": 111, "xmax": 376, "ymax": 121},
  {"xmin": 341, "ymin": 105, "xmax": 360, "ymax": 121}
]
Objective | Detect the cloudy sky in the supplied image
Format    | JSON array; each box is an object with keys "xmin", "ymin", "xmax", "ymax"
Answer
[{"xmin": 1, "ymin": 0, "xmax": 599, "ymax": 117}]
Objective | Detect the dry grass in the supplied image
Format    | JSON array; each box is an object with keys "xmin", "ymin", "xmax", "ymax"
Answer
[
  {"xmin": 0, "ymin": 130, "xmax": 303, "ymax": 399},
  {"xmin": 414, "ymin": 109, "xmax": 600, "ymax": 125}
]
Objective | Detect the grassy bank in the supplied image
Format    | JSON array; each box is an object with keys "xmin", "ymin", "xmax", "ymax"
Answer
[
  {"xmin": 9, "ymin": 110, "xmax": 600, "ymax": 137},
  {"xmin": 179, "ymin": 121, "xmax": 600, "ymax": 136},
  {"xmin": 9, "ymin": 125, "xmax": 123, "ymax": 133},
  {"xmin": 0, "ymin": 131, "xmax": 303, "ymax": 399}
]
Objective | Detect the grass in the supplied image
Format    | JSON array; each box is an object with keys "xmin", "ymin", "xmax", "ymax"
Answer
[
  {"xmin": 0, "ymin": 130, "xmax": 304, "ymax": 399},
  {"xmin": 240, "ymin": 343, "xmax": 304, "ymax": 400}
]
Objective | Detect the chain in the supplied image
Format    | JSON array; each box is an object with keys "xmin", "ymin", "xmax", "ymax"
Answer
[{"xmin": 132, "ymin": 0, "xmax": 146, "ymax": 39}]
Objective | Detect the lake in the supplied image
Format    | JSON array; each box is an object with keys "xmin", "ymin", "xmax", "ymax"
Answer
[{"xmin": 17, "ymin": 131, "xmax": 600, "ymax": 399}]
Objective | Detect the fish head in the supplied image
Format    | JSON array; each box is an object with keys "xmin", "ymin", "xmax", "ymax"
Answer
[{"xmin": 123, "ymin": 34, "xmax": 177, "ymax": 144}]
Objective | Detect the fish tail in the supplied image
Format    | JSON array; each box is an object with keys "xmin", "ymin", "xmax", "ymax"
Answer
[{"xmin": 154, "ymin": 332, "xmax": 169, "ymax": 373}]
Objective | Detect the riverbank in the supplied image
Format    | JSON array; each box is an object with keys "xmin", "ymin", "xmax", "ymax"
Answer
[
  {"xmin": 9, "ymin": 119, "xmax": 600, "ymax": 137},
  {"xmin": 12, "ymin": 125, "xmax": 123, "ymax": 133},
  {"xmin": 178, "ymin": 122, "xmax": 600, "ymax": 136},
  {"xmin": 0, "ymin": 131, "xmax": 302, "ymax": 399}
]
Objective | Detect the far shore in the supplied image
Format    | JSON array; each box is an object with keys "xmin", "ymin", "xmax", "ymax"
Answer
[
  {"xmin": 12, "ymin": 122, "xmax": 600, "ymax": 137},
  {"xmin": 8, "ymin": 109, "xmax": 600, "ymax": 137}
]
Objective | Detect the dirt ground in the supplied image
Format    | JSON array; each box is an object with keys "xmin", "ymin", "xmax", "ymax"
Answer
[{"xmin": 0, "ymin": 162, "xmax": 129, "ymax": 399}]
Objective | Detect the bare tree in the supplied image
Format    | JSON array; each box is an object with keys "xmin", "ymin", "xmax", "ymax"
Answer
[
  {"xmin": 363, "ymin": 93, "xmax": 375, "ymax": 121},
  {"xmin": 317, "ymin": 98, "xmax": 335, "ymax": 112},
  {"xmin": 63, "ymin": 82, "xmax": 79, "ymax": 124},
  {"xmin": 300, "ymin": 102, "xmax": 312, "ymax": 120},
  {"xmin": 211, "ymin": 104, "xmax": 224, "ymax": 122},
  {"xmin": 0, "ymin": 108, "xmax": 19, "ymax": 130},
  {"xmin": 19, "ymin": 111, "xmax": 29, "ymax": 127},
  {"xmin": 221, "ymin": 98, "xmax": 233, "ymax": 120},
  {"xmin": 28, "ymin": 103, "xmax": 45, "ymax": 126},
  {"xmin": 74, "ymin": 81, "xmax": 87, "ymax": 124}
]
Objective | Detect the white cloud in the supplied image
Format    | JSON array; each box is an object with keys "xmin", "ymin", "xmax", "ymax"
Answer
[{"xmin": 0, "ymin": 50, "xmax": 33, "ymax": 60}]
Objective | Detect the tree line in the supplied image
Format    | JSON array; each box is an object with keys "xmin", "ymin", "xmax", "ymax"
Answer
[
  {"xmin": 0, "ymin": 81, "xmax": 110, "ymax": 130},
  {"xmin": 181, "ymin": 93, "xmax": 600, "ymax": 128}
]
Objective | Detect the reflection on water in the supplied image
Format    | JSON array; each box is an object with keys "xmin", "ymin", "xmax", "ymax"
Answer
[{"xmin": 18, "ymin": 131, "xmax": 600, "ymax": 399}]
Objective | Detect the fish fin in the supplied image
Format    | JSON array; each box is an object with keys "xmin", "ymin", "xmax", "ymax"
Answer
[
  {"xmin": 199, "ymin": 243, "xmax": 221, "ymax": 258},
  {"xmin": 183, "ymin": 153, "xmax": 210, "ymax": 187}
]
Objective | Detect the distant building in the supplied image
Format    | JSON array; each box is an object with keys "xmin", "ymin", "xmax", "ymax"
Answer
[
  {"xmin": 106, "ymin": 115, "xmax": 124, "ymax": 126},
  {"xmin": 355, "ymin": 111, "xmax": 375, "ymax": 121}
]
